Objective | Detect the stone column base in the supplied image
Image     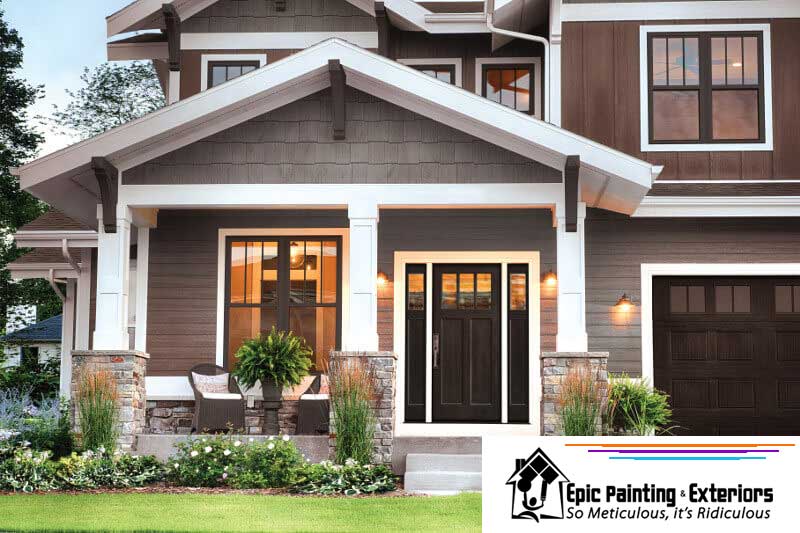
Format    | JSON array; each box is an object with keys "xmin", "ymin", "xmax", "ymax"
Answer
[{"xmin": 541, "ymin": 351, "xmax": 609, "ymax": 436}]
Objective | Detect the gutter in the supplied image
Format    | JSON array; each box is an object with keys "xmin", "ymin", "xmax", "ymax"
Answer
[
  {"xmin": 47, "ymin": 269, "xmax": 66, "ymax": 302},
  {"xmin": 484, "ymin": 0, "xmax": 550, "ymax": 123}
]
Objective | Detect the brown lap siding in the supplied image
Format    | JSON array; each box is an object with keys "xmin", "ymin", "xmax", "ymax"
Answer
[{"xmin": 585, "ymin": 209, "xmax": 800, "ymax": 375}]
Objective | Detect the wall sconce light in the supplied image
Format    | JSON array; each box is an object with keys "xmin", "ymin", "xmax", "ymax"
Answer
[
  {"xmin": 616, "ymin": 293, "xmax": 634, "ymax": 312},
  {"xmin": 377, "ymin": 271, "xmax": 389, "ymax": 286},
  {"xmin": 542, "ymin": 270, "xmax": 558, "ymax": 287}
]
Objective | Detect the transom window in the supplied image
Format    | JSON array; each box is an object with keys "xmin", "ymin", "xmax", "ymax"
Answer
[
  {"xmin": 647, "ymin": 31, "xmax": 765, "ymax": 145},
  {"xmin": 482, "ymin": 64, "xmax": 534, "ymax": 114},
  {"xmin": 410, "ymin": 64, "xmax": 456, "ymax": 85},
  {"xmin": 208, "ymin": 61, "xmax": 260, "ymax": 89},
  {"xmin": 225, "ymin": 237, "xmax": 341, "ymax": 371}
]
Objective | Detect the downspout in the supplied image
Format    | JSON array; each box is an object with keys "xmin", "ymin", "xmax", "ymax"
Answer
[
  {"xmin": 484, "ymin": 0, "xmax": 550, "ymax": 123},
  {"xmin": 61, "ymin": 239, "xmax": 81, "ymax": 274},
  {"xmin": 47, "ymin": 269, "xmax": 66, "ymax": 302}
]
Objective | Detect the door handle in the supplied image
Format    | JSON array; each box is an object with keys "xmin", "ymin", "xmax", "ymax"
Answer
[{"xmin": 433, "ymin": 333, "xmax": 440, "ymax": 369}]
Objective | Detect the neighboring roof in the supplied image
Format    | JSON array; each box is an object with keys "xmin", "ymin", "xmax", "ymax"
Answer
[
  {"xmin": 14, "ymin": 39, "xmax": 660, "ymax": 216},
  {"xmin": 2, "ymin": 315, "xmax": 62, "ymax": 344},
  {"xmin": 19, "ymin": 210, "xmax": 92, "ymax": 232}
]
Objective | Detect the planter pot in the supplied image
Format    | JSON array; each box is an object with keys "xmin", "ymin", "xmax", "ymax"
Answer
[{"xmin": 260, "ymin": 379, "xmax": 282, "ymax": 434}]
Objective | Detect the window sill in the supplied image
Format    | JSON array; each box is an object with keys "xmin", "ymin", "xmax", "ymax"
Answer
[{"xmin": 642, "ymin": 141, "xmax": 773, "ymax": 152}]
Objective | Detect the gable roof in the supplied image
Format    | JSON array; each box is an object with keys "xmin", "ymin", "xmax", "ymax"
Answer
[
  {"xmin": 1, "ymin": 315, "xmax": 62, "ymax": 344},
  {"xmin": 19, "ymin": 210, "xmax": 92, "ymax": 232},
  {"xmin": 15, "ymin": 39, "xmax": 660, "ymax": 220}
]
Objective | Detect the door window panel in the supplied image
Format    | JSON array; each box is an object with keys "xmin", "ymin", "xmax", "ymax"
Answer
[
  {"xmin": 441, "ymin": 273, "xmax": 457, "ymax": 309},
  {"xmin": 408, "ymin": 273, "xmax": 426, "ymax": 311},
  {"xmin": 458, "ymin": 273, "xmax": 475, "ymax": 309},
  {"xmin": 476, "ymin": 273, "xmax": 492, "ymax": 310},
  {"xmin": 321, "ymin": 241, "xmax": 338, "ymax": 304},
  {"xmin": 715, "ymin": 285, "xmax": 751, "ymax": 313},
  {"xmin": 510, "ymin": 273, "xmax": 527, "ymax": 311},
  {"xmin": 289, "ymin": 307, "xmax": 337, "ymax": 370}
]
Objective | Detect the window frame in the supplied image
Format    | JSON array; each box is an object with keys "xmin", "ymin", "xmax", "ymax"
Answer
[
  {"xmin": 207, "ymin": 61, "xmax": 262, "ymax": 90},
  {"xmin": 201, "ymin": 54, "xmax": 267, "ymax": 91},
  {"xmin": 639, "ymin": 24, "xmax": 773, "ymax": 152},
  {"xmin": 397, "ymin": 58, "xmax": 463, "ymax": 87},
  {"xmin": 475, "ymin": 57, "xmax": 542, "ymax": 119},
  {"xmin": 223, "ymin": 235, "xmax": 343, "ymax": 372}
]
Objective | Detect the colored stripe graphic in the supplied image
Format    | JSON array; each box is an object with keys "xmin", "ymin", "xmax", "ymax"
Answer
[
  {"xmin": 566, "ymin": 443, "xmax": 794, "ymax": 448},
  {"xmin": 588, "ymin": 449, "xmax": 779, "ymax": 453},
  {"xmin": 608, "ymin": 456, "xmax": 767, "ymax": 461}
]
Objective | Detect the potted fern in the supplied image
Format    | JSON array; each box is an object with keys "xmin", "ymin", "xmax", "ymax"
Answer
[{"xmin": 232, "ymin": 328, "xmax": 313, "ymax": 433}]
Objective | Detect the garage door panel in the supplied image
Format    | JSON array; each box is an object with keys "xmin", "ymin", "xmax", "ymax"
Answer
[{"xmin": 654, "ymin": 276, "xmax": 800, "ymax": 436}]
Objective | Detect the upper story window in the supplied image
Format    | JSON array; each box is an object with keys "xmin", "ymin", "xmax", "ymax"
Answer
[
  {"xmin": 410, "ymin": 64, "xmax": 456, "ymax": 85},
  {"xmin": 208, "ymin": 61, "xmax": 260, "ymax": 89},
  {"xmin": 476, "ymin": 58, "xmax": 541, "ymax": 118},
  {"xmin": 398, "ymin": 58, "xmax": 463, "ymax": 87},
  {"xmin": 640, "ymin": 25, "xmax": 773, "ymax": 152}
]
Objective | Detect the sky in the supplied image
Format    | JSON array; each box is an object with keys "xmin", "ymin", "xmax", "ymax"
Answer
[{"xmin": 4, "ymin": 0, "xmax": 133, "ymax": 156}]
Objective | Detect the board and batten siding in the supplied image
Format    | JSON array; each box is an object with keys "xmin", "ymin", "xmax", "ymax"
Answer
[
  {"xmin": 123, "ymin": 88, "xmax": 561, "ymax": 185},
  {"xmin": 562, "ymin": 19, "xmax": 800, "ymax": 181},
  {"xmin": 376, "ymin": 209, "xmax": 558, "ymax": 354},
  {"xmin": 585, "ymin": 209, "xmax": 800, "ymax": 375},
  {"xmin": 181, "ymin": 0, "xmax": 376, "ymax": 33},
  {"xmin": 145, "ymin": 210, "xmax": 348, "ymax": 376}
]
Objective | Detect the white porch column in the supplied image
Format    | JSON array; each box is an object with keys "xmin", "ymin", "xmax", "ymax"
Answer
[
  {"xmin": 549, "ymin": 0, "xmax": 563, "ymax": 126},
  {"xmin": 92, "ymin": 205, "xmax": 133, "ymax": 350},
  {"xmin": 346, "ymin": 200, "xmax": 379, "ymax": 351},
  {"xmin": 134, "ymin": 226, "xmax": 150, "ymax": 352},
  {"xmin": 59, "ymin": 279, "xmax": 76, "ymax": 398},
  {"xmin": 74, "ymin": 248, "xmax": 92, "ymax": 350},
  {"xmin": 555, "ymin": 202, "xmax": 588, "ymax": 352}
]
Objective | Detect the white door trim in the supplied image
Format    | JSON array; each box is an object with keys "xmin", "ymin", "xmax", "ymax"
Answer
[
  {"xmin": 640, "ymin": 263, "xmax": 800, "ymax": 383},
  {"xmin": 394, "ymin": 251, "xmax": 540, "ymax": 437}
]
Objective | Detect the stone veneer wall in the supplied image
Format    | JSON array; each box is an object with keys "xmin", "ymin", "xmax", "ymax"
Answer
[
  {"xmin": 71, "ymin": 350, "xmax": 149, "ymax": 451},
  {"xmin": 328, "ymin": 352, "xmax": 396, "ymax": 464},
  {"xmin": 145, "ymin": 400, "xmax": 300, "ymax": 435},
  {"xmin": 541, "ymin": 352, "xmax": 609, "ymax": 436}
]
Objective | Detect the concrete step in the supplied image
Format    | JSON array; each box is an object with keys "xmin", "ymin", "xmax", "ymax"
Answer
[
  {"xmin": 406, "ymin": 453, "xmax": 482, "ymax": 473},
  {"xmin": 404, "ymin": 471, "xmax": 482, "ymax": 493}
]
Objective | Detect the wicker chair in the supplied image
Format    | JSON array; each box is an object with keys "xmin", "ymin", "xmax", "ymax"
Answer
[{"xmin": 188, "ymin": 364, "xmax": 246, "ymax": 433}]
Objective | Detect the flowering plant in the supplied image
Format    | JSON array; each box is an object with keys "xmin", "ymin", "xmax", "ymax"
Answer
[
  {"xmin": 292, "ymin": 459, "xmax": 396, "ymax": 496},
  {"xmin": 167, "ymin": 434, "xmax": 247, "ymax": 487},
  {"xmin": 58, "ymin": 447, "xmax": 164, "ymax": 489},
  {"xmin": 230, "ymin": 435, "xmax": 304, "ymax": 489}
]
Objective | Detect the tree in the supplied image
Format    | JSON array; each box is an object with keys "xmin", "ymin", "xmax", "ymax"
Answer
[
  {"xmin": 51, "ymin": 61, "xmax": 165, "ymax": 140},
  {"xmin": 0, "ymin": 2, "xmax": 56, "ymax": 333}
]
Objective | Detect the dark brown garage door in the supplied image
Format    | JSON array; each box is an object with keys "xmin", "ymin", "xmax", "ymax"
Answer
[{"xmin": 654, "ymin": 277, "xmax": 800, "ymax": 435}]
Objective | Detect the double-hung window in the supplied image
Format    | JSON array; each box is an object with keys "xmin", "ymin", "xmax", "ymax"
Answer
[
  {"xmin": 208, "ymin": 61, "xmax": 260, "ymax": 89},
  {"xmin": 644, "ymin": 26, "xmax": 770, "ymax": 149}
]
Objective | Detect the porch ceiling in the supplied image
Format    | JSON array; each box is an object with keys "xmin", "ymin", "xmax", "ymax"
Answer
[{"xmin": 15, "ymin": 39, "xmax": 660, "ymax": 219}]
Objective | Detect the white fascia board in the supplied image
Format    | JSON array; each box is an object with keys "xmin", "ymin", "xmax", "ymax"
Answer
[
  {"xmin": 106, "ymin": 0, "xmax": 218, "ymax": 37},
  {"xmin": 7, "ymin": 265, "xmax": 82, "ymax": 280},
  {"xmin": 13, "ymin": 232, "xmax": 98, "ymax": 249},
  {"xmin": 119, "ymin": 183, "xmax": 564, "ymax": 209},
  {"xmin": 633, "ymin": 196, "xmax": 800, "ymax": 218},
  {"xmin": 107, "ymin": 40, "xmax": 168, "ymax": 61},
  {"xmin": 385, "ymin": 0, "xmax": 490, "ymax": 33},
  {"xmin": 562, "ymin": 1, "xmax": 800, "ymax": 22}
]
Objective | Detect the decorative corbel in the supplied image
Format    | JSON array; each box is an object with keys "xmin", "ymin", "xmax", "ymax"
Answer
[
  {"xmin": 564, "ymin": 155, "xmax": 580, "ymax": 232},
  {"xmin": 375, "ymin": 2, "xmax": 391, "ymax": 58},
  {"xmin": 329, "ymin": 59, "xmax": 346, "ymax": 140},
  {"xmin": 162, "ymin": 3, "xmax": 181, "ymax": 72},
  {"xmin": 91, "ymin": 157, "xmax": 119, "ymax": 234}
]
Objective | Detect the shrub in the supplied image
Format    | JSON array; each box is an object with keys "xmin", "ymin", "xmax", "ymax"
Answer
[
  {"xmin": 0, "ymin": 447, "xmax": 60, "ymax": 493},
  {"xmin": 558, "ymin": 366, "xmax": 603, "ymax": 436},
  {"xmin": 0, "ymin": 390, "xmax": 73, "ymax": 457},
  {"xmin": 0, "ymin": 357, "xmax": 60, "ymax": 399},
  {"xmin": 232, "ymin": 328, "xmax": 313, "ymax": 390},
  {"xmin": 168, "ymin": 434, "xmax": 305, "ymax": 489},
  {"xmin": 606, "ymin": 375, "xmax": 673, "ymax": 435},
  {"xmin": 76, "ymin": 371, "xmax": 119, "ymax": 452},
  {"xmin": 292, "ymin": 459, "xmax": 397, "ymax": 496},
  {"xmin": 58, "ymin": 449, "xmax": 164, "ymax": 489},
  {"xmin": 328, "ymin": 356, "xmax": 377, "ymax": 465}
]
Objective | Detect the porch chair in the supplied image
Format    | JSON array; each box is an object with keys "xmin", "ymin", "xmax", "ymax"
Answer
[
  {"xmin": 295, "ymin": 374, "xmax": 330, "ymax": 435},
  {"xmin": 188, "ymin": 364, "xmax": 246, "ymax": 433}
]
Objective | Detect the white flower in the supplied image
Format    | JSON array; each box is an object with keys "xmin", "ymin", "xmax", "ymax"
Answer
[
  {"xmin": 267, "ymin": 443, "xmax": 275, "ymax": 450},
  {"xmin": 204, "ymin": 446, "xmax": 212, "ymax": 453},
  {"xmin": 248, "ymin": 437, "xmax": 254, "ymax": 442},
  {"xmin": 234, "ymin": 440, "xmax": 242, "ymax": 447},
  {"xmin": 224, "ymin": 466, "xmax": 228, "ymax": 471},
  {"xmin": 222, "ymin": 473, "xmax": 228, "ymax": 479},
  {"xmin": 202, "ymin": 438, "xmax": 207, "ymax": 443},
  {"xmin": 98, "ymin": 446, "xmax": 106, "ymax": 454},
  {"xmin": 282, "ymin": 435, "xmax": 290, "ymax": 442},
  {"xmin": 174, "ymin": 463, "xmax": 180, "ymax": 469},
  {"xmin": 223, "ymin": 449, "xmax": 231, "ymax": 456},
  {"xmin": 345, "ymin": 458, "xmax": 357, "ymax": 467},
  {"xmin": 190, "ymin": 450, "xmax": 199, "ymax": 457},
  {"xmin": 268, "ymin": 436, "xmax": 275, "ymax": 441}
]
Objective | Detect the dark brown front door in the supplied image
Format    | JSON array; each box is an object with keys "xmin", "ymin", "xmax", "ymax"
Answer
[
  {"xmin": 654, "ymin": 276, "xmax": 800, "ymax": 435},
  {"xmin": 432, "ymin": 264, "xmax": 501, "ymax": 422}
]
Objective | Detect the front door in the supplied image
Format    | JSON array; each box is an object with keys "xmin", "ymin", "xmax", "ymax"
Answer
[{"xmin": 432, "ymin": 264, "xmax": 501, "ymax": 422}]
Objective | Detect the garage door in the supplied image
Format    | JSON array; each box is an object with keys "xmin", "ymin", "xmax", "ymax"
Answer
[{"xmin": 653, "ymin": 276, "xmax": 800, "ymax": 435}]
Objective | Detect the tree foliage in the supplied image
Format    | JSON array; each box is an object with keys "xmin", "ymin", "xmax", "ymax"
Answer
[
  {"xmin": 51, "ymin": 61, "xmax": 165, "ymax": 140},
  {"xmin": 0, "ymin": 3, "xmax": 55, "ymax": 333}
]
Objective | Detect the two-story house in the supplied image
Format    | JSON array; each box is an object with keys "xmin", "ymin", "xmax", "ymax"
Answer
[{"xmin": 9, "ymin": 0, "xmax": 800, "ymax": 454}]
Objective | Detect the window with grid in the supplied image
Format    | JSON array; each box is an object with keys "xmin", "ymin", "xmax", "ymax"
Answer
[
  {"xmin": 208, "ymin": 61, "xmax": 260, "ymax": 89},
  {"xmin": 648, "ymin": 32, "xmax": 764, "ymax": 144},
  {"xmin": 482, "ymin": 64, "xmax": 534, "ymax": 114},
  {"xmin": 410, "ymin": 64, "xmax": 456, "ymax": 85}
]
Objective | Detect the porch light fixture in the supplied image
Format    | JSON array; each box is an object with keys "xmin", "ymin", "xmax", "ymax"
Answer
[
  {"xmin": 616, "ymin": 293, "xmax": 634, "ymax": 312},
  {"xmin": 542, "ymin": 270, "xmax": 557, "ymax": 286},
  {"xmin": 377, "ymin": 271, "xmax": 389, "ymax": 286}
]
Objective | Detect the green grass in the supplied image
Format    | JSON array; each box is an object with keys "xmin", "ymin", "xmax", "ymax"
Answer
[{"xmin": 0, "ymin": 492, "xmax": 481, "ymax": 533}]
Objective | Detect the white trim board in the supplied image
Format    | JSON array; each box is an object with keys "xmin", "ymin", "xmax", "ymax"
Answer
[
  {"xmin": 474, "ymin": 57, "xmax": 543, "ymax": 120},
  {"xmin": 215, "ymin": 227, "xmax": 350, "ymax": 370},
  {"xmin": 562, "ymin": 1, "xmax": 800, "ymax": 22},
  {"xmin": 632, "ymin": 196, "xmax": 800, "ymax": 218},
  {"xmin": 393, "ymin": 251, "xmax": 541, "ymax": 437},
  {"xmin": 397, "ymin": 58, "xmax": 463, "ymax": 88},
  {"xmin": 200, "ymin": 54, "xmax": 268, "ymax": 92},
  {"xmin": 639, "ymin": 24, "xmax": 773, "ymax": 153},
  {"xmin": 640, "ymin": 263, "xmax": 800, "ymax": 383}
]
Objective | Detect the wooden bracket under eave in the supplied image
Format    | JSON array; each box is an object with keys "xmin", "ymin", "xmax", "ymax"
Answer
[
  {"xmin": 375, "ymin": 2, "xmax": 390, "ymax": 58},
  {"xmin": 329, "ymin": 59, "xmax": 346, "ymax": 140},
  {"xmin": 162, "ymin": 3, "xmax": 181, "ymax": 72},
  {"xmin": 564, "ymin": 155, "xmax": 580, "ymax": 233},
  {"xmin": 91, "ymin": 157, "xmax": 119, "ymax": 234}
]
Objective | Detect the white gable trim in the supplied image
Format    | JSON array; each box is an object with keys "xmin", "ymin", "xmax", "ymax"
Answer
[
  {"xmin": 16, "ymin": 39, "xmax": 659, "ymax": 215},
  {"xmin": 562, "ymin": 1, "xmax": 800, "ymax": 22},
  {"xmin": 107, "ymin": 0, "xmax": 218, "ymax": 37},
  {"xmin": 633, "ymin": 196, "xmax": 800, "ymax": 218}
]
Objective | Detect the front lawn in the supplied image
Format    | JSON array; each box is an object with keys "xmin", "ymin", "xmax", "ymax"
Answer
[{"xmin": 0, "ymin": 492, "xmax": 481, "ymax": 532}]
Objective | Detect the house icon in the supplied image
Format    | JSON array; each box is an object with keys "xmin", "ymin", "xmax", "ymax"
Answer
[{"xmin": 506, "ymin": 448, "xmax": 570, "ymax": 521}]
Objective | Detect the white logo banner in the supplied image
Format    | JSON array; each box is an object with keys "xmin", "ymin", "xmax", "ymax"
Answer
[{"xmin": 482, "ymin": 436, "xmax": 800, "ymax": 532}]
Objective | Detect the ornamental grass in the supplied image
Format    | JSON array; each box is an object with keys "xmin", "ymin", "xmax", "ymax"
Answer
[
  {"xmin": 326, "ymin": 356, "xmax": 378, "ymax": 465},
  {"xmin": 558, "ymin": 365, "xmax": 603, "ymax": 436},
  {"xmin": 76, "ymin": 371, "xmax": 119, "ymax": 452}
]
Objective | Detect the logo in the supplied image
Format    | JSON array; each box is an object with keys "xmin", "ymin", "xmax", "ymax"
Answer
[{"xmin": 507, "ymin": 448, "xmax": 570, "ymax": 522}]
